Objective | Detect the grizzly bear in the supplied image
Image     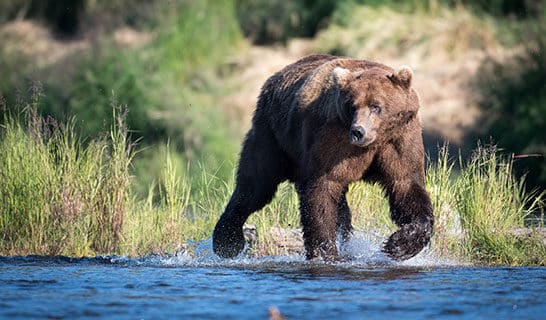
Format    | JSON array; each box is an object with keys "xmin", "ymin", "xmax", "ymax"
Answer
[{"xmin": 213, "ymin": 54, "xmax": 434, "ymax": 261}]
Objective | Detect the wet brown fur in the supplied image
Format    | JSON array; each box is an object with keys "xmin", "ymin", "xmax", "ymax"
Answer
[{"xmin": 213, "ymin": 54, "xmax": 434, "ymax": 260}]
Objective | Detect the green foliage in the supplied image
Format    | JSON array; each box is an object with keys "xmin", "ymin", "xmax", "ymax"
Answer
[
  {"xmin": 248, "ymin": 182, "xmax": 301, "ymax": 255},
  {"xmin": 0, "ymin": 0, "xmax": 242, "ymax": 199},
  {"xmin": 156, "ymin": 0, "xmax": 242, "ymax": 78},
  {"xmin": 420, "ymin": 146, "xmax": 545, "ymax": 265},
  {"xmin": 235, "ymin": 0, "xmax": 337, "ymax": 44},
  {"xmin": 333, "ymin": 0, "xmax": 545, "ymax": 19},
  {"xmin": 318, "ymin": 3, "xmax": 496, "ymax": 59},
  {"xmin": 0, "ymin": 104, "xmax": 227, "ymax": 256},
  {"xmin": 120, "ymin": 150, "xmax": 234, "ymax": 256},
  {"xmin": 425, "ymin": 147, "xmax": 460, "ymax": 258},
  {"xmin": 61, "ymin": 49, "xmax": 159, "ymax": 140},
  {"xmin": 121, "ymin": 145, "xmax": 194, "ymax": 256}
]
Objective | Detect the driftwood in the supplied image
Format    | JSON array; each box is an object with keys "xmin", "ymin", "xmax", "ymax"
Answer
[
  {"xmin": 268, "ymin": 227, "xmax": 305, "ymax": 254},
  {"xmin": 243, "ymin": 224, "xmax": 304, "ymax": 255}
]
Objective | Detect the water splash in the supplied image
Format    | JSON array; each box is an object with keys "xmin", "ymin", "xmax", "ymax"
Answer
[
  {"xmin": 339, "ymin": 230, "xmax": 459, "ymax": 267},
  {"xmin": 100, "ymin": 230, "xmax": 460, "ymax": 269}
]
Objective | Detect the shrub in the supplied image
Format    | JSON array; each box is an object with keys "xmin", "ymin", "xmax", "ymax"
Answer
[{"xmin": 235, "ymin": 0, "xmax": 337, "ymax": 44}]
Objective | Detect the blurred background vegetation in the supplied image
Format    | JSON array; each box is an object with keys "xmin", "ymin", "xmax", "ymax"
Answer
[{"xmin": 0, "ymin": 0, "xmax": 544, "ymax": 197}]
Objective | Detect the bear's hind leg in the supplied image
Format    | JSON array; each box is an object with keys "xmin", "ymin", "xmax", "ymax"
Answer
[{"xmin": 213, "ymin": 130, "xmax": 286, "ymax": 258}]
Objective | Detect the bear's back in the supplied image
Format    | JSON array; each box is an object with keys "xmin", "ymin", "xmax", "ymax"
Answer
[
  {"xmin": 258, "ymin": 55, "xmax": 337, "ymax": 109},
  {"xmin": 258, "ymin": 55, "xmax": 392, "ymax": 115}
]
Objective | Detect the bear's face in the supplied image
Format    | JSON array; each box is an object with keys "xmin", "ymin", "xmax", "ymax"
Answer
[{"xmin": 333, "ymin": 66, "xmax": 419, "ymax": 147}]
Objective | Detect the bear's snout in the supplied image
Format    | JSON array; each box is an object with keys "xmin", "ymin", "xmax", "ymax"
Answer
[
  {"xmin": 349, "ymin": 125, "xmax": 373, "ymax": 146},
  {"xmin": 349, "ymin": 125, "xmax": 365, "ymax": 144}
]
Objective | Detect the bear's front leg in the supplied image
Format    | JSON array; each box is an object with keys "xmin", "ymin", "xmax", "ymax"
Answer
[
  {"xmin": 382, "ymin": 180, "xmax": 434, "ymax": 260},
  {"xmin": 298, "ymin": 179, "xmax": 343, "ymax": 260},
  {"xmin": 370, "ymin": 127, "xmax": 434, "ymax": 261}
]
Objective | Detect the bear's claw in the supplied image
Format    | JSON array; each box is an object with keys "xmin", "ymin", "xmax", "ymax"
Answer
[{"xmin": 382, "ymin": 223, "xmax": 432, "ymax": 261}]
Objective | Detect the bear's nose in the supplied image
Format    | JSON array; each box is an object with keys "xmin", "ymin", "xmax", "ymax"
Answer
[{"xmin": 349, "ymin": 125, "xmax": 366, "ymax": 144}]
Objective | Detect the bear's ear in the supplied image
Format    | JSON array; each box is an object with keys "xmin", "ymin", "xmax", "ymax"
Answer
[
  {"xmin": 332, "ymin": 67, "xmax": 352, "ymax": 87},
  {"xmin": 389, "ymin": 66, "xmax": 413, "ymax": 89},
  {"xmin": 332, "ymin": 67, "xmax": 364, "ymax": 87}
]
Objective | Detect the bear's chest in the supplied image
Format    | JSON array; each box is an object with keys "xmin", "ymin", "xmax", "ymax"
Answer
[{"xmin": 305, "ymin": 130, "xmax": 375, "ymax": 184}]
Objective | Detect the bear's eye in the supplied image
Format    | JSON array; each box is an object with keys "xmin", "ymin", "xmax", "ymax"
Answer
[{"xmin": 370, "ymin": 104, "xmax": 382, "ymax": 114}]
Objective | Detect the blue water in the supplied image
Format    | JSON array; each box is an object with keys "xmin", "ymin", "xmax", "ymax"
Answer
[{"xmin": 1, "ymin": 241, "xmax": 545, "ymax": 319}]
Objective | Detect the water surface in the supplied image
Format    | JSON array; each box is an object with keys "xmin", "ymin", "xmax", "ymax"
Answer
[{"xmin": 1, "ymin": 240, "xmax": 544, "ymax": 319}]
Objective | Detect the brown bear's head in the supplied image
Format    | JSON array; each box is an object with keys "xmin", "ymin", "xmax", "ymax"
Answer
[{"xmin": 332, "ymin": 65, "xmax": 420, "ymax": 147}]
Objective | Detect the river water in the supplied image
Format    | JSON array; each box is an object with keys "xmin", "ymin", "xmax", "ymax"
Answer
[{"xmin": 1, "ymin": 238, "xmax": 545, "ymax": 319}]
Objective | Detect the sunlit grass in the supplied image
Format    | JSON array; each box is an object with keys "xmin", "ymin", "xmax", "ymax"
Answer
[
  {"xmin": 0, "ymin": 103, "xmax": 132, "ymax": 256},
  {"xmin": 454, "ymin": 147, "xmax": 545, "ymax": 265}
]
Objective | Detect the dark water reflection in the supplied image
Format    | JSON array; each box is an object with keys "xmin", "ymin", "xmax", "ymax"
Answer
[{"xmin": 0, "ymin": 256, "xmax": 544, "ymax": 319}]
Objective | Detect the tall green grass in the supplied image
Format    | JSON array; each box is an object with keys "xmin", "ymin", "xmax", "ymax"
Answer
[
  {"xmin": 423, "ymin": 146, "xmax": 545, "ymax": 265},
  {"xmin": 0, "ymin": 103, "xmax": 132, "ymax": 256},
  {"xmin": 0, "ymin": 101, "xmax": 232, "ymax": 257},
  {"xmin": 0, "ymin": 107, "xmax": 544, "ymax": 265},
  {"xmin": 454, "ymin": 148, "xmax": 545, "ymax": 265}
]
